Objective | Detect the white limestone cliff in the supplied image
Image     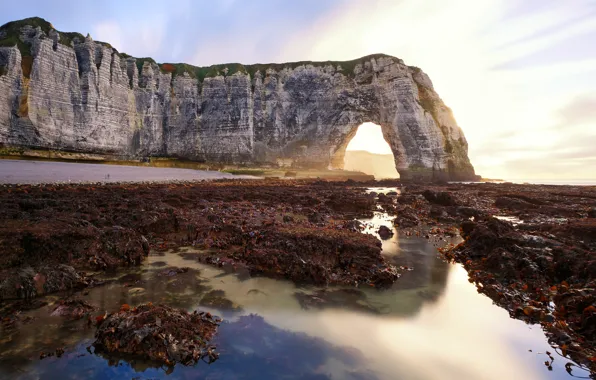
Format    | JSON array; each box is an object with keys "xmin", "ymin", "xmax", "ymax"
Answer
[{"xmin": 0, "ymin": 18, "xmax": 476, "ymax": 181}]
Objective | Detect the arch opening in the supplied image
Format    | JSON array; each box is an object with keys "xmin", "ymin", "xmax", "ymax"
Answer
[{"xmin": 341, "ymin": 123, "xmax": 399, "ymax": 179}]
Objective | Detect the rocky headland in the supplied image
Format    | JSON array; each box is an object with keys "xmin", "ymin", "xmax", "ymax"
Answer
[{"xmin": 0, "ymin": 17, "xmax": 476, "ymax": 181}]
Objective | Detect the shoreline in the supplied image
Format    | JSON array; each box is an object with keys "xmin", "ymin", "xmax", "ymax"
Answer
[
  {"xmin": 0, "ymin": 178, "xmax": 594, "ymax": 375},
  {"xmin": 0, "ymin": 157, "xmax": 377, "ymax": 184}
]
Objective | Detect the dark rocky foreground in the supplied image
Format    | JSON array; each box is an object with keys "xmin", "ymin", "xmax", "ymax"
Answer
[
  {"xmin": 0, "ymin": 179, "xmax": 399, "ymax": 293},
  {"xmin": 0, "ymin": 178, "xmax": 594, "ymax": 374},
  {"xmin": 398, "ymin": 182, "xmax": 596, "ymax": 373}
]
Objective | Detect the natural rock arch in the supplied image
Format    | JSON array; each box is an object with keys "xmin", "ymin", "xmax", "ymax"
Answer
[
  {"xmin": 249, "ymin": 57, "xmax": 476, "ymax": 181},
  {"xmin": 0, "ymin": 18, "xmax": 476, "ymax": 182}
]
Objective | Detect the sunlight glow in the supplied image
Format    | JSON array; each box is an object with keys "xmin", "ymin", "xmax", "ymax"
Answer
[
  {"xmin": 283, "ymin": 0, "xmax": 596, "ymax": 180},
  {"xmin": 344, "ymin": 123, "xmax": 398, "ymax": 179},
  {"xmin": 346, "ymin": 123, "xmax": 392, "ymax": 155}
]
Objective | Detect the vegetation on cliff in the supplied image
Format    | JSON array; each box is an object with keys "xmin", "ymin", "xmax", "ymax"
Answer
[{"xmin": 0, "ymin": 17, "xmax": 396, "ymax": 82}]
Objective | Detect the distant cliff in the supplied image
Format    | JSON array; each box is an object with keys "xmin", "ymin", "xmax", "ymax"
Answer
[
  {"xmin": 344, "ymin": 150, "xmax": 399, "ymax": 179},
  {"xmin": 0, "ymin": 17, "xmax": 476, "ymax": 181}
]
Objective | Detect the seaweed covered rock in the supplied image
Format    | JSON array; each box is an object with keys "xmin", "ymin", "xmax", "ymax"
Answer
[
  {"xmin": 377, "ymin": 225, "xmax": 394, "ymax": 240},
  {"xmin": 87, "ymin": 227, "xmax": 150, "ymax": 269},
  {"xmin": 295, "ymin": 288, "xmax": 382, "ymax": 314},
  {"xmin": 447, "ymin": 216, "xmax": 596, "ymax": 371},
  {"xmin": 494, "ymin": 196, "xmax": 536, "ymax": 210},
  {"xmin": 393, "ymin": 205, "xmax": 420, "ymax": 228},
  {"xmin": 94, "ymin": 303, "xmax": 220, "ymax": 366},
  {"xmin": 421, "ymin": 190, "xmax": 457, "ymax": 206},
  {"xmin": 206, "ymin": 226, "xmax": 399, "ymax": 287},
  {"xmin": 0, "ymin": 264, "xmax": 87, "ymax": 300},
  {"xmin": 51, "ymin": 298, "xmax": 96, "ymax": 319}
]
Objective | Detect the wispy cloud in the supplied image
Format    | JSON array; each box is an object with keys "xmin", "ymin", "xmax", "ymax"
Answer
[
  {"xmin": 280, "ymin": 0, "xmax": 596, "ymax": 179},
  {"xmin": 1, "ymin": 0, "xmax": 594, "ymax": 179}
]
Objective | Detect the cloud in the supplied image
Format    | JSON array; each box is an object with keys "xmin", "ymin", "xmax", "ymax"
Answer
[
  {"xmin": 267, "ymin": 0, "xmax": 596, "ymax": 179},
  {"xmin": 472, "ymin": 94, "xmax": 596, "ymax": 179},
  {"xmin": 559, "ymin": 95, "xmax": 596, "ymax": 126},
  {"xmin": 5, "ymin": 0, "xmax": 594, "ymax": 180}
]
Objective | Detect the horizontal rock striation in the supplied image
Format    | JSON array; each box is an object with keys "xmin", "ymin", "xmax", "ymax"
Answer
[{"xmin": 0, "ymin": 17, "xmax": 476, "ymax": 181}]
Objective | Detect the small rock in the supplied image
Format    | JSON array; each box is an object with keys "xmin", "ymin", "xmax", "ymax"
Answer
[
  {"xmin": 377, "ymin": 225, "xmax": 394, "ymax": 240},
  {"xmin": 93, "ymin": 303, "xmax": 220, "ymax": 366},
  {"xmin": 422, "ymin": 190, "xmax": 457, "ymax": 206},
  {"xmin": 128, "ymin": 287, "xmax": 145, "ymax": 295}
]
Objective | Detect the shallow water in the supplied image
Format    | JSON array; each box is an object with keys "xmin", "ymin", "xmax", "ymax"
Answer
[{"xmin": 0, "ymin": 190, "xmax": 590, "ymax": 379}]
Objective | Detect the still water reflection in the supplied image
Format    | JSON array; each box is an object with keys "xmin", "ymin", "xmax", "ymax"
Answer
[{"xmin": 0, "ymin": 208, "xmax": 588, "ymax": 379}]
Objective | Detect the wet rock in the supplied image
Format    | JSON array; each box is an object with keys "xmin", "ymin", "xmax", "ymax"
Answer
[
  {"xmin": 325, "ymin": 193, "xmax": 375, "ymax": 214},
  {"xmin": 422, "ymin": 190, "xmax": 457, "ymax": 206},
  {"xmin": 377, "ymin": 225, "xmax": 394, "ymax": 240},
  {"xmin": 18, "ymin": 200, "xmax": 46, "ymax": 211},
  {"xmin": 128, "ymin": 287, "xmax": 146, "ymax": 295},
  {"xmin": 247, "ymin": 289, "xmax": 268, "ymax": 296},
  {"xmin": 158, "ymin": 267, "xmax": 189, "ymax": 277},
  {"xmin": 51, "ymin": 298, "xmax": 96, "ymax": 320},
  {"xmin": 94, "ymin": 303, "xmax": 220, "ymax": 366},
  {"xmin": 88, "ymin": 227, "xmax": 150, "ymax": 270},
  {"xmin": 117, "ymin": 272, "xmax": 143, "ymax": 284},
  {"xmin": 394, "ymin": 205, "xmax": 420, "ymax": 228},
  {"xmin": 307, "ymin": 212, "xmax": 326, "ymax": 224},
  {"xmin": 199, "ymin": 290, "xmax": 243, "ymax": 312},
  {"xmin": 40, "ymin": 347, "xmax": 66, "ymax": 360},
  {"xmin": 456, "ymin": 206, "xmax": 481, "ymax": 218},
  {"xmin": 0, "ymin": 264, "xmax": 87, "ymax": 300},
  {"xmin": 464, "ymin": 217, "xmax": 515, "ymax": 252},
  {"xmin": 494, "ymin": 196, "xmax": 536, "ymax": 210},
  {"xmin": 377, "ymin": 193, "xmax": 391, "ymax": 203},
  {"xmin": 295, "ymin": 289, "xmax": 382, "ymax": 314},
  {"xmin": 206, "ymin": 226, "xmax": 399, "ymax": 287},
  {"xmin": 396, "ymin": 194, "xmax": 418, "ymax": 204},
  {"xmin": 150, "ymin": 261, "xmax": 168, "ymax": 267},
  {"xmin": 460, "ymin": 220, "xmax": 476, "ymax": 237},
  {"xmin": 429, "ymin": 206, "xmax": 448, "ymax": 219},
  {"xmin": 446, "ymin": 208, "xmax": 596, "ymax": 371},
  {"xmin": 344, "ymin": 220, "xmax": 363, "ymax": 232},
  {"xmin": 588, "ymin": 208, "xmax": 596, "ymax": 218}
]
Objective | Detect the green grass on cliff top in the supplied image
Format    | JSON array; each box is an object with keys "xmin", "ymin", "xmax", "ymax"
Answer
[
  {"xmin": 0, "ymin": 17, "xmax": 399, "ymax": 80},
  {"xmin": 158, "ymin": 55, "xmax": 397, "ymax": 81}
]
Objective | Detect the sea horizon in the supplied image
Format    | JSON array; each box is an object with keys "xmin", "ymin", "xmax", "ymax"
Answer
[{"xmin": 503, "ymin": 178, "xmax": 596, "ymax": 186}]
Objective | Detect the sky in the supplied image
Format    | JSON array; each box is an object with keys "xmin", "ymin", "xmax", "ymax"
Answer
[{"xmin": 1, "ymin": 0, "xmax": 595, "ymax": 180}]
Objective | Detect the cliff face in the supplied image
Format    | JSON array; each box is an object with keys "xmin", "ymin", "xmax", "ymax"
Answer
[{"xmin": 0, "ymin": 17, "xmax": 476, "ymax": 181}]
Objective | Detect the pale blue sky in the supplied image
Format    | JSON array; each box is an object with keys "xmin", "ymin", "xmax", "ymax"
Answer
[{"xmin": 1, "ymin": 0, "xmax": 595, "ymax": 179}]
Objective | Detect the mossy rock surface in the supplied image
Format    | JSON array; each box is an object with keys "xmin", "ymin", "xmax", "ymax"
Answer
[{"xmin": 159, "ymin": 53, "xmax": 394, "ymax": 81}]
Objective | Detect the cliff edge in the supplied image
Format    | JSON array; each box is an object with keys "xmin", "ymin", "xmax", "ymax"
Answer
[{"xmin": 0, "ymin": 17, "xmax": 477, "ymax": 181}]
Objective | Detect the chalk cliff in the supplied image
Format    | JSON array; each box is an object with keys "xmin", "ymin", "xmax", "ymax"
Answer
[{"xmin": 0, "ymin": 17, "xmax": 476, "ymax": 181}]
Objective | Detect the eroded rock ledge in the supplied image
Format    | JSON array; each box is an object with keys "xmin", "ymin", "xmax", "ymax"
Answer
[{"xmin": 0, "ymin": 17, "xmax": 476, "ymax": 181}]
